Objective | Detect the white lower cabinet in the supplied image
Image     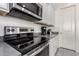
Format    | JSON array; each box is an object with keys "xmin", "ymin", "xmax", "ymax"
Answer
[{"xmin": 49, "ymin": 35, "xmax": 59, "ymax": 56}]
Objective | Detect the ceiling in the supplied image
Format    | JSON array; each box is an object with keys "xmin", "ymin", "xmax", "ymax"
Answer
[
  {"xmin": 52, "ymin": 3, "xmax": 74, "ymax": 10},
  {"xmin": 41, "ymin": 3, "xmax": 74, "ymax": 10},
  {"xmin": 53, "ymin": 3, "xmax": 68, "ymax": 9}
]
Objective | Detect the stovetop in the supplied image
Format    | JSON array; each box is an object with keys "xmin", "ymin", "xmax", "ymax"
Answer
[{"xmin": 5, "ymin": 39, "xmax": 47, "ymax": 55}]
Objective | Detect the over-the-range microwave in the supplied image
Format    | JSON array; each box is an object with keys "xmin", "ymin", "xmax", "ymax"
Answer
[{"xmin": 0, "ymin": 3, "xmax": 42, "ymax": 21}]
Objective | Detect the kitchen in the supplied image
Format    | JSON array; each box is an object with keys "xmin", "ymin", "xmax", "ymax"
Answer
[{"xmin": 0, "ymin": 3, "xmax": 78, "ymax": 56}]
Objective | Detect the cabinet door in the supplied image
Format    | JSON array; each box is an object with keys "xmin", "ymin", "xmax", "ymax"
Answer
[
  {"xmin": 42, "ymin": 4, "xmax": 49, "ymax": 24},
  {"xmin": 49, "ymin": 36, "xmax": 59, "ymax": 56},
  {"xmin": 40, "ymin": 4, "xmax": 54, "ymax": 25}
]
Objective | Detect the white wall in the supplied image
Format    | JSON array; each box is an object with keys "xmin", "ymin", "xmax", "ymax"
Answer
[
  {"xmin": 55, "ymin": 4, "xmax": 76, "ymax": 50},
  {"xmin": 0, "ymin": 16, "xmax": 41, "ymax": 36},
  {"xmin": 54, "ymin": 9, "xmax": 62, "ymax": 47},
  {"xmin": 53, "ymin": 3, "xmax": 75, "ymax": 10},
  {"xmin": 76, "ymin": 4, "xmax": 79, "ymax": 53}
]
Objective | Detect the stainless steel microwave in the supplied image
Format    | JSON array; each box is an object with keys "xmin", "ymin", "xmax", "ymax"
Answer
[{"xmin": 0, "ymin": 3, "xmax": 42, "ymax": 21}]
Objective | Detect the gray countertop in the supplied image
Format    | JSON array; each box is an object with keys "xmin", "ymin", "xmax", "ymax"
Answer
[{"xmin": 0, "ymin": 41, "xmax": 21, "ymax": 56}]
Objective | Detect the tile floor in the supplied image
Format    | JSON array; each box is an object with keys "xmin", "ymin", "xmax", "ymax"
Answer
[{"xmin": 55, "ymin": 47, "xmax": 78, "ymax": 56}]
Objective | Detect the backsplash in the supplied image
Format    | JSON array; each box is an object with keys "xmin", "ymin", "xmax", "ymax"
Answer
[{"xmin": 0, "ymin": 16, "xmax": 41, "ymax": 36}]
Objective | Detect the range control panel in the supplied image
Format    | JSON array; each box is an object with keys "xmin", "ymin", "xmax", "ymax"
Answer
[{"xmin": 4, "ymin": 26, "xmax": 34, "ymax": 35}]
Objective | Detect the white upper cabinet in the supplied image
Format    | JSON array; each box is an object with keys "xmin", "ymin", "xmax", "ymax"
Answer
[
  {"xmin": 39, "ymin": 3, "xmax": 55, "ymax": 25},
  {"xmin": 0, "ymin": 3, "xmax": 9, "ymax": 12}
]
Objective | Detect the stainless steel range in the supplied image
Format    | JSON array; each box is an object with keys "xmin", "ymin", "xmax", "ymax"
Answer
[{"xmin": 4, "ymin": 26, "xmax": 47, "ymax": 56}]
